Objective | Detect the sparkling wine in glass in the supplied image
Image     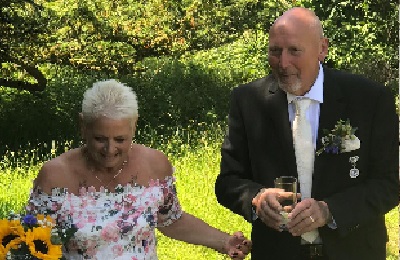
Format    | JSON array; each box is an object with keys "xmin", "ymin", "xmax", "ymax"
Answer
[{"xmin": 274, "ymin": 176, "xmax": 297, "ymax": 231}]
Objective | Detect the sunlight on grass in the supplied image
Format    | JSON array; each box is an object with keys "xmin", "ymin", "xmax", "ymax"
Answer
[
  {"xmin": 0, "ymin": 166, "xmax": 38, "ymax": 217},
  {"xmin": 157, "ymin": 142, "xmax": 251, "ymax": 259},
  {"xmin": 385, "ymin": 206, "xmax": 399, "ymax": 258}
]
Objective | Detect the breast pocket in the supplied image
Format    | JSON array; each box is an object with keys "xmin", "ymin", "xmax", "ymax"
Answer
[{"xmin": 314, "ymin": 150, "xmax": 363, "ymax": 195}]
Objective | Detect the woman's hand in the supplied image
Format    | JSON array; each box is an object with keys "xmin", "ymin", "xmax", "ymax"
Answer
[{"xmin": 224, "ymin": 231, "xmax": 252, "ymax": 259}]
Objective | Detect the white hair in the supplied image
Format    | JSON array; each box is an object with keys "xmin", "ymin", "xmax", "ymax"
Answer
[{"xmin": 81, "ymin": 79, "xmax": 138, "ymax": 122}]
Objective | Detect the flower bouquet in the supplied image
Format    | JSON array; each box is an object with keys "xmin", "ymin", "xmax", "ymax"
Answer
[{"xmin": 0, "ymin": 214, "xmax": 68, "ymax": 260}]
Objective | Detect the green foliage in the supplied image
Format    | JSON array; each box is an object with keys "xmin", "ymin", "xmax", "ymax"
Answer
[
  {"xmin": 0, "ymin": 66, "xmax": 112, "ymax": 166},
  {"xmin": 1, "ymin": 0, "xmax": 398, "ymax": 167},
  {"xmin": 0, "ymin": 56, "xmax": 235, "ymax": 166},
  {"xmin": 3, "ymin": 0, "xmax": 396, "ymax": 89},
  {"xmin": 307, "ymin": 0, "xmax": 398, "ymax": 88},
  {"xmin": 123, "ymin": 59, "xmax": 231, "ymax": 127},
  {"xmin": 188, "ymin": 29, "xmax": 269, "ymax": 82},
  {"xmin": 0, "ymin": 0, "xmax": 285, "ymax": 85}
]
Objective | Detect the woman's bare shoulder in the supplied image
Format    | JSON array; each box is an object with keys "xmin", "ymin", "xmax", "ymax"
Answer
[
  {"xmin": 34, "ymin": 149, "xmax": 82, "ymax": 193},
  {"xmin": 133, "ymin": 144, "xmax": 173, "ymax": 180}
]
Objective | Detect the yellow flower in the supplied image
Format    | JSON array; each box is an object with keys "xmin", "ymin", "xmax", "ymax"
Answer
[
  {"xmin": 36, "ymin": 214, "xmax": 56, "ymax": 228},
  {"xmin": 0, "ymin": 219, "xmax": 24, "ymax": 256},
  {"xmin": 25, "ymin": 226, "xmax": 62, "ymax": 260}
]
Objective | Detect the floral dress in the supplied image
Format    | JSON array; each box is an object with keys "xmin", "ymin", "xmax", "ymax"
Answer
[{"xmin": 27, "ymin": 175, "xmax": 182, "ymax": 260}]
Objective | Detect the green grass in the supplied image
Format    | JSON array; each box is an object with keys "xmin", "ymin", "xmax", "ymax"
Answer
[
  {"xmin": 0, "ymin": 166, "xmax": 38, "ymax": 217},
  {"xmin": 0, "ymin": 141, "xmax": 398, "ymax": 259}
]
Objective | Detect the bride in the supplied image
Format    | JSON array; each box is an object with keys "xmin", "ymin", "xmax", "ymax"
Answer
[{"xmin": 27, "ymin": 79, "xmax": 251, "ymax": 259}]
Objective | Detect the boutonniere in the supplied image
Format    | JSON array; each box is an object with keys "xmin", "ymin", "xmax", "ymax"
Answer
[{"xmin": 316, "ymin": 119, "xmax": 360, "ymax": 156}]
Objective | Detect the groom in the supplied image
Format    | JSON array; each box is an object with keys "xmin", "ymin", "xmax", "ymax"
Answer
[{"xmin": 215, "ymin": 7, "xmax": 398, "ymax": 260}]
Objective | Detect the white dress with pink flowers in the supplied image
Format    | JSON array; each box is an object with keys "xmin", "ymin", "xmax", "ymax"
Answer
[{"xmin": 27, "ymin": 176, "xmax": 182, "ymax": 260}]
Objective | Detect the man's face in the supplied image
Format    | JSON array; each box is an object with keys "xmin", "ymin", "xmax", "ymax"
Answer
[{"xmin": 268, "ymin": 20, "xmax": 326, "ymax": 95}]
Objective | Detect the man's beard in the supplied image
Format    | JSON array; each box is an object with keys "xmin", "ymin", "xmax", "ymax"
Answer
[{"xmin": 278, "ymin": 78, "xmax": 302, "ymax": 94}]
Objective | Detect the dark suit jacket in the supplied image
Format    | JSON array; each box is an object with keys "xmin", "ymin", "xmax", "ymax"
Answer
[{"xmin": 215, "ymin": 68, "xmax": 399, "ymax": 260}]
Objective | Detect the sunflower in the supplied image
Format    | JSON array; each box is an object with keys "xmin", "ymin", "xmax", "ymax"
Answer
[
  {"xmin": 25, "ymin": 226, "xmax": 62, "ymax": 260},
  {"xmin": 0, "ymin": 219, "xmax": 24, "ymax": 256}
]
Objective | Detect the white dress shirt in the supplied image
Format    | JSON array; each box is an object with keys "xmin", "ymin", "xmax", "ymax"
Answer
[{"xmin": 286, "ymin": 63, "xmax": 324, "ymax": 148}]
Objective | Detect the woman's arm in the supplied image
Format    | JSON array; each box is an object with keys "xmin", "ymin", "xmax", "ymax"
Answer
[
  {"xmin": 157, "ymin": 212, "xmax": 251, "ymax": 259},
  {"xmin": 148, "ymin": 148, "xmax": 251, "ymax": 258}
]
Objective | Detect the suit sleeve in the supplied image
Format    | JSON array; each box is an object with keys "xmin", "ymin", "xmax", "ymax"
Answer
[
  {"xmin": 325, "ymin": 85, "xmax": 399, "ymax": 236},
  {"xmin": 215, "ymin": 87, "xmax": 263, "ymax": 222}
]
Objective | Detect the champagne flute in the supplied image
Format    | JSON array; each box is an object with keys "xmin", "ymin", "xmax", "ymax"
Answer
[{"xmin": 274, "ymin": 176, "xmax": 297, "ymax": 231}]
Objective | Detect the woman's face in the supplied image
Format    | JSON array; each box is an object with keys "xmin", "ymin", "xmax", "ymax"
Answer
[{"xmin": 82, "ymin": 117, "xmax": 136, "ymax": 169}]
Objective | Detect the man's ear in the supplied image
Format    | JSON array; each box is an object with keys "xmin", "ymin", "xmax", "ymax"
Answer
[{"xmin": 318, "ymin": 37, "xmax": 329, "ymax": 62}]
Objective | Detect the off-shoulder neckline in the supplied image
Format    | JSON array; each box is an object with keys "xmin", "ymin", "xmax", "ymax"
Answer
[{"xmin": 33, "ymin": 175, "xmax": 176, "ymax": 197}]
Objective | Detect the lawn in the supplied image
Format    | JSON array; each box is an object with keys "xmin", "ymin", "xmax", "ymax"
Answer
[{"xmin": 0, "ymin": 142, "xmax": 398, "ymax": 259}]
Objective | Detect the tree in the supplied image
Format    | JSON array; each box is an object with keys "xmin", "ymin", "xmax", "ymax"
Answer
[
  {"xmin": 1, "ymin": 0, "xmax": 297, "ymax": 92},
  {"xmin": 308, "ymin": 0, "xmax": 398, "ymax": 86},
  {"xmin": 1, "ymin": 0, "xmax": 397, "ymax": 92},
  {"xmin": 0, "ymin": 0, "xmax": 50, "ymax": 91}
]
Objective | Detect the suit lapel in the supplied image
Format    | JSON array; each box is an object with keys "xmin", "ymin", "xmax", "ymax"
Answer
[
  {"xmin": 312, "ymin": 69, "xmax": 346, "ymax": 197},
  {"xmin": 317, "ymin": 69, "xmax": 346, "ymax": 150},
  {"xmin": 266, "ymin": 82, "xmax": 298, "ymax": 178}
]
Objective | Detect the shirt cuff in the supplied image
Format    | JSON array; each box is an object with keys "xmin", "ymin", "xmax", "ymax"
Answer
[
  {"xmin": 327, "ymin": 216, "xmax": 337, "ymax": 229},
  {"xmin": 252, "ymin": 205, "xmax": 258, "ymax": 221}
]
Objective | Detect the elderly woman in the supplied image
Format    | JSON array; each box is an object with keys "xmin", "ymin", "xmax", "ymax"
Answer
[{"xmin": 27, "ymin": 79, "xmax": 251, "ymax": 259}]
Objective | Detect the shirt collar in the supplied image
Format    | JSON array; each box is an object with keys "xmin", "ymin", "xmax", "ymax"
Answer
[{"xmin": 286, "ymin": 63, "xmax": 324, "ymax": 104}]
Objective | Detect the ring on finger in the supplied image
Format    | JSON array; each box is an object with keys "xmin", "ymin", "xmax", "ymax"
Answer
[{"xmin": 309, "ymin": 215, "xmax": 315, "ymax": 223}]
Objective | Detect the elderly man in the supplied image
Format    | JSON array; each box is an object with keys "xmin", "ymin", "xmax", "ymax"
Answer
[{"xmin": 216, "ymin": 7, "xmax": 398, "ymax": 260}]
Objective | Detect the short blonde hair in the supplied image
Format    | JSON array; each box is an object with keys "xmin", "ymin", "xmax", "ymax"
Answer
[{"xmin": 81, "ymin": 79, "xmax": 138, "ymax": 122}]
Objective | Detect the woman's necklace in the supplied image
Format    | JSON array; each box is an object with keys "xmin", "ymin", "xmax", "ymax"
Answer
[
  {"xmin": 93, "ymin": 160, "xmax": 128, "ymax": 188},
  {"xmin": 82, "ymin": 147, "xmax": 128, "ymax": 189}
]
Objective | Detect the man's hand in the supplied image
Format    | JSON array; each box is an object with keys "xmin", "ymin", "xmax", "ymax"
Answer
[
  {"xmin": 287, "ymin": 198, "xmax": 332, "ymax": 236},
  {"xmin": 252, "ymin": 188, "xmax": 301, "ymax": 231}
]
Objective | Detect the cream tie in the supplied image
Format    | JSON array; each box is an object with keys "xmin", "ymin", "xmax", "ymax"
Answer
[{"xmin": 292, "ymin": 98, "xmax": 319, "ymax": 243}]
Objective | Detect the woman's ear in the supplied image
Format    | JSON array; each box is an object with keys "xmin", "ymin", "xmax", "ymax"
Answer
[
  {"xmin": 78, "ymin": 113, "xmax": 86, "ymax": 140},
  {"xmin": 131, "ymin": 116, "xmax": 138, "ymax": 137}
]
